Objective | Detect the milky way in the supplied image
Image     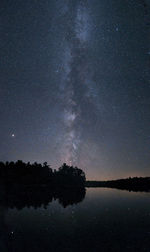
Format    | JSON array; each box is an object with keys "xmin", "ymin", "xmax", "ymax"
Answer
[{"xmin": 53, "ymin": 0, "xmax": 98, "ymax": 166}]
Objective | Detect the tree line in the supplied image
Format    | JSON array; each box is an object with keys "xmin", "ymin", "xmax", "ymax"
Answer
[
  {"xmin": 0, "ymin": 161, "xmax": 86, "ymax": 188},
  {"xmin": 86, "ymin": 177, "xmax": 150, "ymax": 192}
]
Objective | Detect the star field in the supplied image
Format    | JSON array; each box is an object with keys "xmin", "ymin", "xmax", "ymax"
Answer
[{"xmin": 0, "ymin": 0, "xmax": 150, "ymax": 179}]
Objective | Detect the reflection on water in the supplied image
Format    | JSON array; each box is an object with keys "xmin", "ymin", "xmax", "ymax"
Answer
[
  {"xmin": 1, "ymin": 188, "xmax": 150, "ymax": 251},
  {"xmin": 2, "ymin": 185, "xmax": 86, "ymax": 209}
]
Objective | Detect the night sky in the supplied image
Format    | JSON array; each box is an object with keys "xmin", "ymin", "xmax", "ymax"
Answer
[{"xmin": 0, "ymin": 0, "xmax": 150, "ymax": 180}]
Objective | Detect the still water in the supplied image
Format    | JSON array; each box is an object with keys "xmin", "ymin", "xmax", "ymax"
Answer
[{"xmin": 1, "ymin": 188, "xmax": 150, "ymax": 252}]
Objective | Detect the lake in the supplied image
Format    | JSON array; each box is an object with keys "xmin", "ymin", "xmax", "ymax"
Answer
[{"xmin": 1, "ymin": 187, "xmax": 150, "ymax": 252}]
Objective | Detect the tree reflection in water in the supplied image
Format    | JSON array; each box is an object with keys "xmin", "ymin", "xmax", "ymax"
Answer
[{"xmin": 0, "ymin": 185, "xmax": 86, "ymax": 209}]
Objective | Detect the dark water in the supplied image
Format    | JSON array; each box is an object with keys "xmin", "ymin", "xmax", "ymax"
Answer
[{"xmin": 1, "ymin": 188, "xmax": 150, "ymax": 252}]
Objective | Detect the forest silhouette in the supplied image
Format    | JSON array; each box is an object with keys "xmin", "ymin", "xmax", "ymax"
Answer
[
  {"xmin": 0, "ymin": 161, "xmax": 150, "ymax": 193},
  {"xmin": 86, "ymin": 177, "xmax": 150, "ymax": 192},
  {"xmin": 0, "ymin": 161, "xmax": 86, "ymax": 187}
]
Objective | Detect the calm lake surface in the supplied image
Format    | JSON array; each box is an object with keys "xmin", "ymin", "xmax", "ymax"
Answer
[{"xmin": 1, "ymin": 188, "xmax": 150, "ymax": 252}]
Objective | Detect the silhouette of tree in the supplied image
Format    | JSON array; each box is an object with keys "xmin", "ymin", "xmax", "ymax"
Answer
[{"xmin": 56, "ymin": 163, "xmax": 86, "ymax": 187}]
